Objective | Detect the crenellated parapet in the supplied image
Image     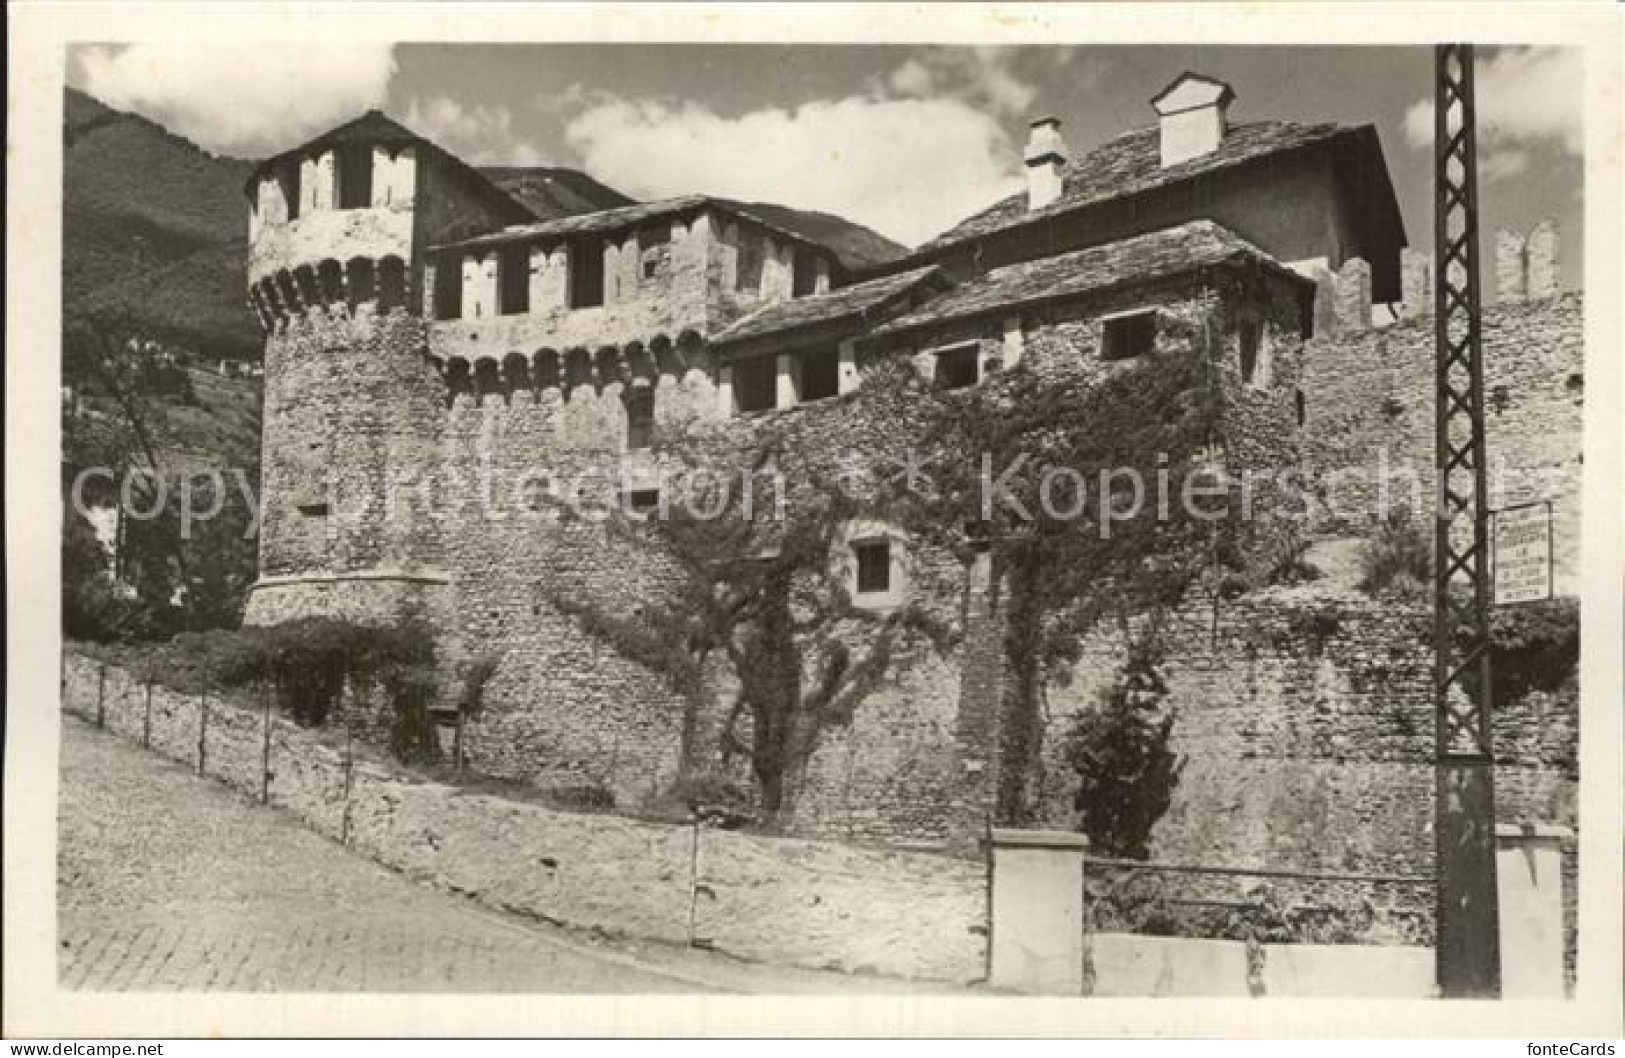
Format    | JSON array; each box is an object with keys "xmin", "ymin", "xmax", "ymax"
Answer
[
  {"xmin": 248, "ymin": 254, "xmax": 411, "ymax": 335},
  {"xmin": 1297, "ymin": 219, "xmax": 1562, "ymax": 334},
  {"xmin": 440, "ymin": 330, "xmax": 710, "ymax": 413},
  {"xmin": 1493, "ymin": 220, "xmax": 1560, "ymax": 303}
]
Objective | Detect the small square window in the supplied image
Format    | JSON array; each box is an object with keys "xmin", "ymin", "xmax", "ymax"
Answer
[
  {"xmin": 1102, "ymin": 311, "xmax": 1157, "ymax": 361},
  {"xmin": 798, "ymin": 347, "xmax": 839, "ymax": 402},
  {"xmin": 854, "ymin": 540, "xmax": 891, "ymax": 595},
  {"xmin": 521, "ymin": 476, "xmax": 554, "ymax": 512},
  {"xmin": 934, "ymin": 343, "xmax": 980, "ymax": 390},
  {"xmin": 734, "ymin": 356, "xmax": 777, "ymax": 413},
  {"xmin": 643, "ymin": 258, "xmax": 659, "ymax": 280},
  {"xmin": 626, "ymin": 488, "xmax": 662, "ymax": 517}
]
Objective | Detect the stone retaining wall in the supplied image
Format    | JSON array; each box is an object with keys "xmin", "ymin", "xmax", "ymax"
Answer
[{"xmin": 60, "ymin": 650, "xmax": 987, "ymax": 984}]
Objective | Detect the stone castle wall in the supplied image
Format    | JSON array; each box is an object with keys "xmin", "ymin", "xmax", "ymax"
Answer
[
  {"xmin": 243, "ymin": 185, "xmax": 1583, "ymax": 923},
  {"xmin": 1299, "ymin": 230, "xmax": 1583, "ymax": 593}
]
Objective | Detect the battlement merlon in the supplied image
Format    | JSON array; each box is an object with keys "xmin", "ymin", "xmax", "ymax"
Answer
[{"xmin": 244, "ymin": 110, "xmax": 533, "ymax": 299}]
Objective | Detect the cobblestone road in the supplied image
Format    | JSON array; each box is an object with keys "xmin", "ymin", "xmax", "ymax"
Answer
[{"xmin": 57, "ymin": 720, "xmax": 708, "ymax": 992}]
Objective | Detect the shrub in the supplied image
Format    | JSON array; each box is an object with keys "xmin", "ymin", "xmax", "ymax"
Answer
[
  {"xmin": 1262, "ymin": 527, "xmax": 1321, "ymax": 586},
  {"xmin": 1062, "ymin": 641, "xmax": 1184, "ymax": 859},
  {"xmin": 1357, "ymin": 508, "xmax": 1431, "ymax": 596},
  {"xmin": 542, "ymin": 783, "xmax": 618, "ymax": 813}
]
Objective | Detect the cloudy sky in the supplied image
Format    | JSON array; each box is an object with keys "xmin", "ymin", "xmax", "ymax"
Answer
[{"xmin": 70, "ymin": 42, "xmax": 1582, "ymax": 278}]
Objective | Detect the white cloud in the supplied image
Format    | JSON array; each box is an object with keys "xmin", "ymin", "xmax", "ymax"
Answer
[
  {"xmin": 76, "ymin": 42, "xmax": 395, "ymax": 156},
  {"xmin": 882, "ymin": 47, "xmax": 1041, "ymax": 119},
  {"xmin": 564, "ymin": 95, "xmax": 1024, "ymax": 247},
  {"xmin": 1402, "ymin": 48, "xmax": 1581, "ymax": 182},
  {"xmin": 404, "ymin": 95, "xmax": 545, "ymax": 166}
]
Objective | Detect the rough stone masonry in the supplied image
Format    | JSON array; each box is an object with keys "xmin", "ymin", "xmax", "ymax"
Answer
[{"xmin": 232, "ymin": 85, "xmax": 1579, "ymax": 945}]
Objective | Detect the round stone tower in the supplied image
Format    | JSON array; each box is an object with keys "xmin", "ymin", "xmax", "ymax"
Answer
[{"xmin": 240, "ymin": 113, "xmax": 470, "ymax": 627}]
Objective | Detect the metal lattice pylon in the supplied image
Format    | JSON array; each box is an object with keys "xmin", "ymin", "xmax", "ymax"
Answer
[{"xmin": 1432, "ymin": 42, "xmax": 1501, "ymax": 998}]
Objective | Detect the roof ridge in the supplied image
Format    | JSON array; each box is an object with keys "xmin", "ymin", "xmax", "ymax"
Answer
[
  {"xmin": 874, "ymin": 219, "xmax": 1304, "ymax": 340},
  {"xmin": 912, "ymin": 118, "xmax": 1363, "ymax": 256}
]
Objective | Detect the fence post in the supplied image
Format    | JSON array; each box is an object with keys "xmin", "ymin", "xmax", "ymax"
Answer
[
  {"xmin": 96, "ymin": 664, "xmax": 107, "ymax": 728},
  {"xmin": 1080, "ymin": 847, "xmax": 1095, "ymax": 996},
  {"xmin": 260, "ymin": 675, "xmax": 273, "ymax": 804},
  {"xmin": 339, "ymin": 686, "xmax": 355, "ymax": 846},
  {"xmin": 197, "ymin": 691, "xmax": 209, "ymax": 776},
  {"xmin": 687, "ymin": 816, "xmax": 700, "ymax": 946},
  {"xmin": 142, "ymin": 683, "xmax": 153, "ymax": 749}
]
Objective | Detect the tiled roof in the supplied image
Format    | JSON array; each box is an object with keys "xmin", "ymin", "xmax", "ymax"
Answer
[
  {"xmin": 873, "ymin": 221, "xmax": 1310, "ymax": 339},
  {"xmin": 430, "ymin": 195, "xmax": 839, "ymax": 258},
  {"xmin": 711, "ymin": 266, "xmax": 945, "ymax": 347},
  {"xmin": 916, "ymin": 120, "xmax": 1361, "ymax": 254}
]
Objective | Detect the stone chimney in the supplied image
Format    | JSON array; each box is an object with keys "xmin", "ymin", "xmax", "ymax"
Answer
[
  {"xmin": 1150, "ymin": 73, "xmax": 1236, "ymax": 168},
  {"xmin": 1023, "ymin": 116, "xmax": 1067, "ymax": 212}
]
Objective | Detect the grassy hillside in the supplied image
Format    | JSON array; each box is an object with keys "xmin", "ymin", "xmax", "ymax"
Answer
[
  {"xmin": 733, "ymin": 200, "xmax": 907, "ymax": 271},
  {"xmin": 63, "ymin": 88, "xmax": 260, "ymax": 361},
  {"xmin": 479, "ymin": 165, "xmax": 634, "ymax": 219}
]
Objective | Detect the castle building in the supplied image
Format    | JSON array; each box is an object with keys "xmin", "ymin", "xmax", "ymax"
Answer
[{"xmin": 239, "ymin": 73, "xmax": 1577, "ymax": 895}]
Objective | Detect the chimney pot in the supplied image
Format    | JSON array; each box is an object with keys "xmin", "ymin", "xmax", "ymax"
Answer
[{"xmin": 1023, "ymin": 116, "xmax": 1067, "ymax": 212}]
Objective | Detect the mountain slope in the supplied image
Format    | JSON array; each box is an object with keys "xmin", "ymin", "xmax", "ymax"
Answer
[
  {"xmin": 63, "ymin": 87, "xmax": 260, "ymax": 360},
  {"xmin": 731, "ymin": 201, "xmax": 907, "ymax": 271},
  {"xmin": 478, "ymin": 166, "xmax": 635, "ymax": 220},
  {"xmin": 62, "ymin": 88, "xmax": 908, "ymax": 366}
]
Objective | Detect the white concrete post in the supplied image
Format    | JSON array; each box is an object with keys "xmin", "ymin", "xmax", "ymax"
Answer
[
  {"xmin": 1496, "ymin": 822, "xmax": 1571, "ymax": 998},
  {"xmin": 837, "ymin": 339, "xmax": 860, "ymax": 395},
  {"xmin": 775, "ymin": 353, "xmax": 798, "ymax": 409},
  {"xmin": 989, "ymin": 828, "xmax": 1089, "ymax": 994}
]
